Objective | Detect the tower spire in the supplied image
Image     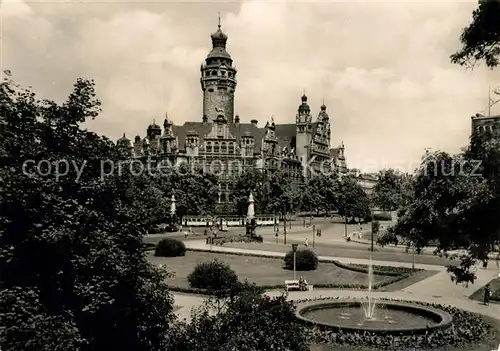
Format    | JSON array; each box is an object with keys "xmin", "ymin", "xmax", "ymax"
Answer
[{"xmin": 218, "ymin": 12, "xmax": 221, "ymax": 29}]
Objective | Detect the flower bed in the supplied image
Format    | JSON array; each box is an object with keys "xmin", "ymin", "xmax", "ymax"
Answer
[{"xmin": 296, "ymin": 296, "xmax": 498, "ymax": 350}]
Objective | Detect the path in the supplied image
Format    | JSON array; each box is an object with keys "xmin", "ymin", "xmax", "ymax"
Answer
[
  {"xmin": 183, "ymin": 239, "xmax": 448, "ymax": 271},
  {"xmin": 174, "ymin": 241, "xmax": 500, "ymax": 322}
]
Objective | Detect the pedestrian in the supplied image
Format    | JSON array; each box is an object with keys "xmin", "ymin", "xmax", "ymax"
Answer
[
  {"xmin": 496, "ymin": 252, "xmax": 499, "ymax": 269},
  {"xmin": 304, "ymin": 238, "xmax": 308, "ymax": 247},
  {"xmin": 484, "ymin": 284, "xmax": 491, "ymax": 306}
]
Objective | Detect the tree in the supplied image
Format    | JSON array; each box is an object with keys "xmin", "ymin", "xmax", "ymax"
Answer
[
  {"xmin": 177, "ymin": 288, "xmax": 309, "ymax": 351},
  {"xmin": 451, "ymin": 0, "xmax": 500, "ymax": 68},
  {"xmin": 394, "ymin": 149, "xmax": 495, "ymax": 284},
  {"xmin": 266, "ymin": 169, "xmax": 299, "ymax": 217},
  {"xmin": 372, "ymin": 169, "xmax": 404, "ymax": 212},
  {"xmin": 0, "ymin": 76, "xmax": 176, "ymax": 350},
  {"xmin": 336, "ymin": 176, "xmax": 371, "ymax": 223},
  {"xmin": 232, "ymin": 169, "xmax": 269, "ymax": 216},
  {"xmin": 157, "ymin": 166, "xmax": 219, "ymax": 218},
  {"xmin": 301, "ymin": 174, "xmax": 336, "ymax": 215}
]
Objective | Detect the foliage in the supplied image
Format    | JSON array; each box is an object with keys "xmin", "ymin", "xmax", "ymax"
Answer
[
  {"xmin": 232, "ymin": 168, "xmax": 269, "ymax": 215},
  {"xmin": 232, "ymin": 168, "xmax": 302, "ymax": 216},
  {"xmin": 376, "ymin": 226, "xmax": 400, "ymax": 247},
  {"xmin": 372, "ymin": 168, "xmax": 404, "ymax": 211},
  {"xmin": 301, "ymin": 174, "xmax": 337, "ymax": 213},
  {"xmin": 307, "ymin": 297, "xmax": 496, "ymax": 350},
  {"xmin": 154, "ymin": 238, "xmax": 186, "ymax": 257},
  {"xmin": 157, "ymin": 166, "xmax": 219, "ymax": 218},
  {"xmin": 284, "ymin": 249, "xmax": 319, "ymax": 271},
  {"xmin": 0, "ymin": 76, "xmax": 176, "ymax": 350},
  {"xmin": 176, "ymin": 289, "xmax": 309, "ymax": 351},
  {"xmin": 451, "ymin": 0, "xmax": 500, "ymax": 68},
  {"xmin": 371, "ymin": 220, "xmax": 380, "ymax": 235},
  {"xmin": 187, "ymin": 260, "xmax": 240, "ymax": 291},
  {"xmin": 266, "ymin": 169, "xmax": 300, "ymax": 215},
  {"xmin": 393, "ymin": 147, "xmax": 499, "ymax": 285}
]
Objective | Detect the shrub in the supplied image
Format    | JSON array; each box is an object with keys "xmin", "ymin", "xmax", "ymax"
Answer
[
  {"xmin": 284, "ymin": 249, "xmax": 318, "ymax": 271},
  {"xmin": 187, "ymin": 259, "xmax": 239, "ymax": 291},
  {"xmin": 154, "ymin": 238, "xmax": 186, "ymax": 257}
]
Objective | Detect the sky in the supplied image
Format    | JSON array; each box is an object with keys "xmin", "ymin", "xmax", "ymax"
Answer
[{"xmin": 2, "ymin": 0, "xmax": 500, "ymax": 173}]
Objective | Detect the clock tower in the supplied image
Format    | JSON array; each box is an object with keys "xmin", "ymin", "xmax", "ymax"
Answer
[{"xmin": 200, "ymin": 19, "xmax": 237, "ymax": 123}]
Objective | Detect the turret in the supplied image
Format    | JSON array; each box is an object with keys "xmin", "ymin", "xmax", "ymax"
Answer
[{"xmin": 200, "ymin": 16, "xmax": 237, "ymax": 123}]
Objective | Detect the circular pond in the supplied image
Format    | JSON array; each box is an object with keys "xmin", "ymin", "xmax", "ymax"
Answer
[{"xmin": 296, "ymin": 299, "xmax": 453, "ymax": 335}]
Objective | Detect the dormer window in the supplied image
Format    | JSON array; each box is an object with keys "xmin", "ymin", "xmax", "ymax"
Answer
[{"xmin": 217, "ymin": 124, "xmax": 223, "ymax": 137}]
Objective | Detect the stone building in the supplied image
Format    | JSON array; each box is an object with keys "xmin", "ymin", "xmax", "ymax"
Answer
[
  {"xmin": 471, "ymin": 113, "xmax": 500, "ymax": 135},
  {"xmin": 116, "ymin": 23, "xmax": 347, "ymax": 209}
]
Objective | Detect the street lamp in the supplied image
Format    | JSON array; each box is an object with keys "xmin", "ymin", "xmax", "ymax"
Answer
[{"xmin": 292, "ymin": 243, "xmax": 298, "ymax": 280}]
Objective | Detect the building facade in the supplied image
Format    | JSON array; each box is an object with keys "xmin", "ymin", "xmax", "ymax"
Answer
[
  {"xmin": 116, "ymin": 24, "xmax": 347, "ymax": 208},
  {"xmin": 471, "ymin": 113, "xmax": 500, "ymax": 135}
]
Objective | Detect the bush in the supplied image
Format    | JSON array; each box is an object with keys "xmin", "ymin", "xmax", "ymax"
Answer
[
  {"xmin": 187, "ymin": 259, "xmax": 239, "ymax": 291},
  {"xmin": 154, "ymin": 238, "xmax": 186, "ymax": 257},
  {"xmin": 284, "ymin": 249, "xmax": 318, "ymax": 271}
]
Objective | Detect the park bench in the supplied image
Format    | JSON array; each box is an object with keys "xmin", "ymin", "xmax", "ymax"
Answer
[
  {"xmin": 285, "ymin": 280, "xmax": 312, "ymax": 291},
  {"xmin": 285, "ymin": 280, "xmax": 300, "ymax": 291}
]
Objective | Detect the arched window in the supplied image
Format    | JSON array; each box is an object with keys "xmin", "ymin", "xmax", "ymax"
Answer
[
  {"xmin": 480, "ymin": 126, "xmax": 485, "ymax": 133},
  {"xmin": 214, "ymin": 142, "xmax": 220, "ymax": 153},
  {"xmin": 211, "ymin": 70, "xmax": 217, "ymax": 76},
  {"xmin": 206, "ymin": 142, "xmax": 212, "ymax": 152},
  {"xmin": 228, "ymin": 142, "xmax": 235, "ymax": 154},
  {"xmin": 221, "ymin": 142, "xmax": 227, "ymax": 153}
]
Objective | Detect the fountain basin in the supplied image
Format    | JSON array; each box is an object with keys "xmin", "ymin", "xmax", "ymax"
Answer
[{"xmin": 296, "ymin": 299, "xmax": 453, "ymax": 336}]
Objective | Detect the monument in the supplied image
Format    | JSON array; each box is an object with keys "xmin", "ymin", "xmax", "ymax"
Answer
[{"xmin": 245, "ymin": 192, "xmax": 257, "ymax": 238}]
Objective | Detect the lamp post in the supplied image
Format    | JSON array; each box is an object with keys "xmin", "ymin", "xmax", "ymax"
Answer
[
  {"xmin": 370, "ymin": 208, "xmax": 374, "ymax": 252},
  {"xmin": 292, "ymin": 243, "xmax": 298, "ymax": 280},
  {"xmin": 313, "ymin": 225, "xmax": 316, "ymax": 248},
  {"xmin": 283, "ymin": 203, "xmax": 287, "ymax": 245}
]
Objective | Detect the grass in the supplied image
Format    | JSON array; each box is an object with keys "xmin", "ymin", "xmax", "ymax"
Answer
[
  {"xmin": 469, "ymin": 277, "xmax": 500, "ymax": 304},
  {"xmin": 148, "ymin": 251, "xmax": 401, "ymax": 290},
  {"xmin": 221, "ymin": 241, "xmax": 456, "ymax": 266}
]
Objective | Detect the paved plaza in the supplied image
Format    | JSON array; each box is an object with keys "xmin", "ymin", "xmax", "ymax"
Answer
[{"xmin": 172, "ymin": 241, "xmax": 500, "ymax": 322}]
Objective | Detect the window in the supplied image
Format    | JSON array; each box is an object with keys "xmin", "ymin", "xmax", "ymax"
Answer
[
  {"xmin": 221, "ymin": 142, "xmax": 227, "ymax": 153},
  {"xmin": 214, "ymin": 142, "xmax": 220, "ymax": 153},
  {"xmin": 206, "ymin": 142, "xmax": 212, "ymax": 152}
]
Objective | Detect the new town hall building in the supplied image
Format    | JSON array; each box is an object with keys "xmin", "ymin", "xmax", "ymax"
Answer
[{"xmin": 116, "ymin": 24, "xmax": 347, "ymax": 207}]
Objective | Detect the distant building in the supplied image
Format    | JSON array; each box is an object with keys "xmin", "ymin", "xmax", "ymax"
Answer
[
  {"xmin": 116, "ymin": 23, "xmax": 347, "ymax": 211},
  {"xmin": 349, "ymin": 170, "xmax": 377, "ymax": 195},
  {"xmin": 471, "ymin": 113, "xmax": 500, "ymax": 136}
]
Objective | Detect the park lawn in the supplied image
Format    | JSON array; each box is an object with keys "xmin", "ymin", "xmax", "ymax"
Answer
[
  {"xmin": 469, "ymin": 276, "xmax": 500, "ymax": 303},
  {"xmin": 148, "ymin": 251, "xmax": 393, "ymax": 289}
]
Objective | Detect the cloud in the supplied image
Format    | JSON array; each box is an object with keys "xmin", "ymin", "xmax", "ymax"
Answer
[{"xmin": 2, "ymin": 0, "xmax": 500, "ymax": 172}]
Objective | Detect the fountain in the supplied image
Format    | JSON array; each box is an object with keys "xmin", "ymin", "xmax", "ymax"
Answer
[
  {"xmin": 360, "ymin": 259, "xmax": 377, "ymax": 320},
  {"xmin": 294, "ymin": 258, "xmax": 453, "ymax": 335}
]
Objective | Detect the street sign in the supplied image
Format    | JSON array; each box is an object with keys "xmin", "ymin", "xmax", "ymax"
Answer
[{"xmin": 292, "ymin": 243, "xmax": 298, "ymax": 252}]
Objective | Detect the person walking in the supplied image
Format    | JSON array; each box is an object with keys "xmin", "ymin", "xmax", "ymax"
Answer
[
  {"xmin": 304, "ymin": 238, "xmax": 309, "ymax": 247},
  {"xmin": 484, "ymin": 284, "xmax": 491, "ymax": 306}
]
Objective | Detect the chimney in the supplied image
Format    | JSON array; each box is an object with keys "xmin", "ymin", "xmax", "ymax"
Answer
[{"xmin": 251, "ymin": 119, "xmax": 258, "ymax": 126}]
